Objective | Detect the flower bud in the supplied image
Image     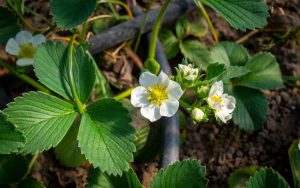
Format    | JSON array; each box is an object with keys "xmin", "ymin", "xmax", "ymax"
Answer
[
  {"xmin": 197, "ymin": 85, "xmax": 209, "ymax": 98},
  {"xmin": 191, "ymin": 108, "xmax": 205, "ymax": 122},
  {"xmin": 178, "ymin": 64, "xmax": 198, "ymax": 81}
]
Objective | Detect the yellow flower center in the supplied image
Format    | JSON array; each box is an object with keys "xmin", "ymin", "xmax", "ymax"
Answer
[
  {"xmin": 147, "ymin": 83, "xmax": 168, "ymax": 106},
  {"xmin": 18, "ymin": 43, "xmax": 36, "ymax": 59},
  {"xmin": 211, "ymin": 95, "xmax": 222, "ymax": 103}
]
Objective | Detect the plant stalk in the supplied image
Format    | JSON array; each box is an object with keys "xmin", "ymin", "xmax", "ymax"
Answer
[
  {"xmin": 114, "ymin": 87, "xmax": 134, "ymax": 101},
  {"xmin": 68, "ymin": 35, "xmax": 85, "ymax": 114},
  {"xmin": 0, "ymin": 59, "xmax": 50, "ymax": 93},
  {"xmin": 148, "ymin": 0, "xmax": 171, "ymax": 60},
  {"xmin": 194, "ymin": 0, "xmax": 219, "ymax": 43}
]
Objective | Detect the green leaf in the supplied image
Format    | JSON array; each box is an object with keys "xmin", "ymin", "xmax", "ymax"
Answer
[
  {"xmin": 228, "ymin": 166, "xmax": 260, "ymax": 188},
  {"xmin": 232, "ymin": 86, "xmax": 268, "ymax": 131},
  {"xmin": 288, "ymin": 139, "xmax": 300, "ymax": 188},
  {"xmin": 3, "ymin": 91, "xmax": 77, "ymax": 154},
  {"xmin": 186, "ymin": 12, "xmax": 207, "ymax": 38},
  {"xmin": 87, "ymin": 168, "xmax": 142, "ymax": 188},
  {"xmin": 0, "ymin": 7, "xmax": 20, "ymax": 44},
  {"xmin": 206, "ymin": 63, "xmax": 226, "ymax": 81},
  {"xmin": 159, "ymin": 28, "xmax": 180, "ymax": 59},
  {"xmin": 78, "ymin": 99, "xmax": 136, "ymax": 175},
  {"xmin": 50, "ymin": 0, "xmax": 97, "ymax": 29},
  {"xmin": 245, "ymin": 168, "xmax": 289, "ymax": 188},
  {"xmin": 54, "ymin": 123, "xmax": 86, "ymax": 167},
  {"xmin": 151, "ymin": 160, "xmax": 208, "ymax": 188},
  {"xmin": 206, "ymin": 63, "xmax": 250, "ymax": 83},
  {"xmin": 0, "ymin": 154, "xmax": 28, "ymax": 184},
  {"xmin": 175, "ymin": 16, "xmax": 189, "ymax": 40},
  {"xmin": 180, "ymin": 39, "xmax": 210, "ymax": 69},
  {"xmin": 18, "ymin": 177, "xmax": 45, "ymax": 188},
  {"xmin": 0, "ymin": 113, "xmax": 24, "ymax": 154},
  {"xmin": 210, "ymin": 42, "xmax": 249, "ymax": 66},
  {"xmin": 34, "ymin": 41, "xmax": 96, "ymax": 103},
  {"xmin": 239, "ymin": 53, "xmax": 284, "ymax": 90},
  {"xmin": 202, "ymin": 0, "xmax": 269, "ymax": 30}
]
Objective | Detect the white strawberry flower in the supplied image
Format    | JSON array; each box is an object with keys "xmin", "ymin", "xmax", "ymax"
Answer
[
  {"xmin": 207, "ymin": 81, "xmax": 236, "ymax": 123},
  {"xmin": 5, "ymin": 30, "xmax": 46, "ymax": 66},
  {"xmin": 298, "ymin": 141, "xmax": 300, "ymax": 151},
  {"xmin": 178, "ymin": 64, "xmax": 199, "ymax": 81},
  {"xmin": 131, "ymin": 71, "xmax": 183, "ymax": 122},
  {"xmin": 192, "ymin": 108, "xmax": 205, "ymax": 122}
]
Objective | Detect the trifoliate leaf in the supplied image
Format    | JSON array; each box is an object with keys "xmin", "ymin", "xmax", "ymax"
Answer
[
  {"xmin": 0, "ymin": 113, "xmax": 24, "ymax": 154},
  {"xmin": 228, "ymin": 166, "xmax": 260, "ymax": 188},
  {"xmin": 288, "ymin": 139, "xmax": 300, "ymax": 188},
  {"xmin": 50, "ymin": 0, "xmax": 97, "ymax": 29},
  {"xmin": 201, "ymin": 0, "xmax": 269, "ymax": 31},
  {"xmin": 232, "ymin": 86, "xmax": 268, "ymax": 131},
  {"xmin": 151, "ymin": 160, "xmax": 208, "ymax": 188},
  {"xmin": 180, "ymin": 39, "xmax": 210, "ymax": 69},
  {"xmin": 238, "ymin": 52, "xmax": 284, "ymax": 90},
  {"xmin": 0, "ymin": 154, "xmax": 28, "ymax": 184},
  {"xmin": 34, "ymin": 41, "xmax": 96, "ymax": 103},
  {"xmin": 54, "ymin": 123, "xmax": 86, "ymax": 167},
  {"xmin": 245, "ymin": 168, "xmax": 289, "ymax": 188},
  {"xmin": 210, "ymin": 42, "xmax": 249, "ymax": 66},
  {"xmin": 87, "ymin": 168, "xmax": 142, "ymax": 188},
  {"xmin": 78, "ymin": 99, "xmax": 136, "ymax": 175},
  {"xmin": 159, "ymin": 28, "xmax": 180, "ymax": 59},
  {"xmin": 3, "ymin": 91, "xmax": 77, "ymax": 154},
  {"xmin": 0, "ymin": 7, "xmax": 20, "ymax": 44}
]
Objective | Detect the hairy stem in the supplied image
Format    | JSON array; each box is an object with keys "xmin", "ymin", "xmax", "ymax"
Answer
[
  {"xmin": 0, "ymin": 59, "xmax": 50, "ymax": 93},
  {"xmin": 114, "ymin": 87, "xmax": 134, "ymax": 101},
  {"xmin": 148, "ymin": 0, "xmax": 171, "ymax": 60},
  {"xmin": 194, "ymin": 1, "xmax": 219, "ymax": 43},
  {"xmin": 68, "ymin": 35, "xmax": 85, "ymax": 114}
]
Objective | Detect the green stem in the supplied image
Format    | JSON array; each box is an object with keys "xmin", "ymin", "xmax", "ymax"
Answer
[
  {"xmin": 194, "ymin": 1, "xmax": 219, "ymax": 43},
  {"xmin": 92, "ymin": 60, "xmax": 112, "ymax": 98},
  {"xmin": 81, "ymin": 22, "xmax": 89, "ymax": 40},
  {"xmin": 148, "ymin": 0, "xmax": 171, "ymax": 59},
  {"xmin": 114, "ymin": 87, "xmax": 134, "ymax": 101},
  {"xmin": 68, "ymin": 35, "xmax": 85, "ymax": 114},
  {"xmin": 0, "ymin": 59, "xmax": 50, "ymax": 93},
  {"xmin": 24, "ymin": 153, "xmax": 39, "ymax": 178}
]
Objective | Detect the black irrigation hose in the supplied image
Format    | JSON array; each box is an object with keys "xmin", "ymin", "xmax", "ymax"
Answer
[
  {"xmin": 131, "ymin": 3, "xmax": 180, "ymax": 168},
  {"xmin": 88, "ymin": 0, "xmax": 195, "ymax": 55}
]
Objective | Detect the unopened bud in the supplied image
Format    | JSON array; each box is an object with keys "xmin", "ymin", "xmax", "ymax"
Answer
[{"xmin": 192, "ymin": 108, "xmax": 205, "ymax": 122}]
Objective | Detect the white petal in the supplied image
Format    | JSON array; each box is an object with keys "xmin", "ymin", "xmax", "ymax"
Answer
[
  {"xmin": 222, "ymin": 94, "xmax": 236, "ymax": 112},
  {"xmin": 160, "ymin": 100, "xmax": 179, "ymax": 117},
  {"xmin": 16, "ymin": 58, "xmax": 34, "ymax": 66},
  {"xmin": 158, "ymin": 71, "xmax": 169, "ymax": 87},
  {"xmin": 209, "ymin": 81, "xmax": 223, "ymax": 97},
  {"xmin": 32, "ymin": 34, "xmax": 46, "ymax": 47},
  {"xmin": 167, "ymin": 80, "xmax": 183, "ymax": 100},
  {"xmin": 139, "ymin": 71, "xmax": 158, "ymax": 88},
  {"xmin": 5, "ymin": 38, "xmax": 20, "ymax": 55},
  {"xmin": 131, "ymin": 86, "xmax": 149, "ymax": 107},
  {"xmin": 141, "ymin": 104, "xmax": 161, "ymax": 122},
  {"xmin": 16, "ymin": 31, "xmax": 33, "ymax": 45},
  {"xmin": 216, "ymin": 110, "xmax": 232, "ymax": 123}
]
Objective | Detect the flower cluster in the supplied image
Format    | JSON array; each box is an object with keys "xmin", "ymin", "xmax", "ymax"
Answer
[
  {"xmin": 131, "ymin": 61, "xmax": 236, "ymax": 124},
  {"xmin": 5, "ymin": 30, "xmax": 45, "ymax": 66}
]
